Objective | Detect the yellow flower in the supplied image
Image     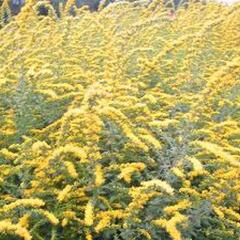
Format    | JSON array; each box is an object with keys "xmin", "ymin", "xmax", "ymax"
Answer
[
  {"xmin": 192, "ymin": 141, "xmax": 240, "ymax": 167},
  {"xmin": 221, "ymin": 207, "xmax": 240, "ymax": 221},
  {"xmin": 64, "ymin": 210, "xmax": 76, "ymax": 218},
  {"xmin": 141, "ymin": 179, "xmax": 174, "ymax": 195},
  {"xmin": 213, "ymin": 206, "xmax": 224, "ymax": 219},
  {"xmin": 95, "ymin": 216, "xmax": 111, "ymax": 233},
  {"xmin": 101, "ymin": 107, "xmax": 149, "ymax": 152},
  {"xmin": 61, "ymin": 211, "xmax": 77, "ymax": 227},
  {"xmin": 18, "ymin": 214, "xmax": 30, "ymax": 228},
  {"xmin": 32, "ymin": 141, "xmax": 50, "ymax": 155},
  {"xmin": 164, "ymin": 200, "xmax": 192, "ymax": 215},
  {"xmin": 127, "ymin": 189, "xmax": 159, "ymax": 212},
  {"xmin": 85, "ymin": 229, "xmax": 93, "ymax": 240},
  {"xmin": 0, "ymin": 148, "xmax": 18, "ymax": 160},
  {"xmin": 138, "ymin": 229, "xmax": 152, "ymax": 239},
  {"xmin": 95, "ymin": 210, "xmax": 127, "ymax": 232},
  {"xmin": 150, "ymin": 119, "xmax": 178, "ymax": 128},
  {"xmin": 84, "ymin": 201, "xmax": 94, "ymax": 227},
  {"xmin": 118, "ymin": 163, "xmax": 146, "ymax": 183},
  {"xmin": 187, "ymin": 157, "xmax": 204, "ymax": 172},
  {"xmin": 15, "ymin": 226, "xmax": 32, "ymax": 240},
  {"xmin": 140, "ymin": 134, "xmax": 162, "ymax": 149},
  {"xmin": 171, "ymin": 167, "xmax": 185, "ymax": 179},
  {"xmin": 62, "ymin": 218, "xmax": 68, "ymax": 227},
  {"xmin": 179, "ymin": 187, "xmax": 200, "ymax": 196},
  {"xmin": 95, "ymin": 164, "xmax": 105, "ymax": 187},
  {"xmin": 0, "ymin": 220, "xmax": 31, "ymax": 240},
  {"xmin": 64, "ymin": 161, "xmax": 78, "ymax": 178},
  {"xmin": 2, "ymin": 199, "xmax": 45, "ymax": 212},
  {"xmin": 57, "ymin": 185, "xmax": 72, "ymax": 202},
  {"xmin": 52, "ymin": 144, "xmax": 87, "ymax": 163},
  {"xmin": 153, "ymin": 212, "xmax": 188, "ymax": 240},
  {"xmin": 37, "ymin": 210, "xmax": 59, "ymax": 225}
]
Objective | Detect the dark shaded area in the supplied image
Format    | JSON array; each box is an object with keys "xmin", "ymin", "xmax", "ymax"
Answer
[
  {"xmin": 0, "ymin": 0, "xmax": 102, "ymax": 15},
  {"xmin": 1, "ymin": 0, "xmax": 188, "ymax": 18},
  {"xmin": 9, "ymin": 0, "xmax": 25, "ymax": 14},
  {"xmin": 0, "ymin": 0, "xmax": 24, "ymax": 15},
  {"xmin": 36, "ymin": 3, "xmax": 50, "ymax": 16}
]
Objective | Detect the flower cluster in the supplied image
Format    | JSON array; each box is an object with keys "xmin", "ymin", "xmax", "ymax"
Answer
[{"xmin": 0, "ymin": 0, "xmax": 239, "ymax": 239}]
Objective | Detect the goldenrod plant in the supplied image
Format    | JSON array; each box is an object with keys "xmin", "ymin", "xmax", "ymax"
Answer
[
  {"xmin": 0, "ymin": 0, "xmax": 240, "ymax": 239},
  {"xmin": 0, "ymin": 0, "xmax": 11, "ymax": 26}
]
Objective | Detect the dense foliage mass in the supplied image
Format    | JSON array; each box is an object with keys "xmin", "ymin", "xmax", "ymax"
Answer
[
  {"xmin": 0, "ymin": 0, "xmax": 103, "ymax": 17},
  {"xmin": 0, "ymin": 0, "xmax": 240, "ymax": 239}
]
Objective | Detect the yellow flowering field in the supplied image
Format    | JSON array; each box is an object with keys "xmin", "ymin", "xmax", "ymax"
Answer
[{"xmin": 0, "ymin": 0, "xmax": 240, "ymax": 239}]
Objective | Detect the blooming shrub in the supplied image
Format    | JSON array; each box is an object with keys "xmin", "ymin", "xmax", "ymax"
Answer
[{"xmin": 0, "ymin": 0, "xmax": 240, "ymax": 239}]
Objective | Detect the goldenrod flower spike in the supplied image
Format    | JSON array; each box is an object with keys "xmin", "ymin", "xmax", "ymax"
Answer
[
  {"xmin": 153, "ymin": 213, "xmax": 188, "ymax": 240},
  {"xmin": 0, "ymin": 220, "xmax": 32, "ymax": 240},
  {"xmin": 84, "ymin": 200, "xmax": 94, "ymax": 227},
  {"xmin": 1, "ymin": 199, "xmax": 45, "ymax": 212}
]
